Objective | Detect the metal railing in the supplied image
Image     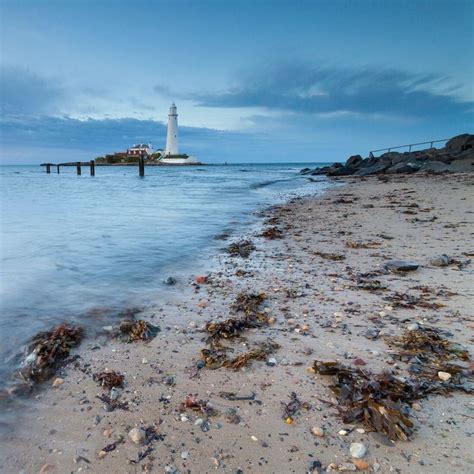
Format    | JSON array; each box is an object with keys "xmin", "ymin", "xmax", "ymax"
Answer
[{"xmin": 369, "ymin": 138, "xmax": 449, "ymax": 158}]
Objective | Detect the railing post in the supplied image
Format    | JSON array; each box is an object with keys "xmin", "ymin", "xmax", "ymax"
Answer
[
  {"xmin": 57, "ymin": 165, "xmax": 60, "ymax": 174},
  {"xmin": 76, "ymin": 162, "xmax": 81, "ymax": 175},
  {"xmin": 409, "ymin": 145, "xmax": 412, "ymax": 152},
  {"xmin": 139, "ymin": 155, "xmax": 145, "ymax": 177},
  {"xmin": 430, "ymin": 142, "xmax": 433, "ymax": 148},
  {"xmin": 46, "ymin": 164, "xmax": 51, "ymax": 174},
  {"xmin": 90, "ymin": 160, "xmax": 95, "ymax": 176}
]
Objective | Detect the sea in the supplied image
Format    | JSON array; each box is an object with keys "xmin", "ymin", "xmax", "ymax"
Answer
[{"xmin": 0, "ymin": 163, "xmax": 332, "ymax": 386}]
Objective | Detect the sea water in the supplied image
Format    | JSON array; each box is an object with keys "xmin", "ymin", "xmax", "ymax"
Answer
[{"xmin": 0, "ymin": 163, "xmax": 331, "ymax": 383}]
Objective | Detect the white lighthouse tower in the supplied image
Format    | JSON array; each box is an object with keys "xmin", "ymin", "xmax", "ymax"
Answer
[
  {"xmin": 159, "ymin": 102, "xmax": 200, "ymax": 165},
  {"xmin": 165, "ymin": 102, "xmax": 179, "ymax": 156}
]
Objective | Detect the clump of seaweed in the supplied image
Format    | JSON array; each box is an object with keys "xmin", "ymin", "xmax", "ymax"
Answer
[
  {"xmin": 227, "ymin": 240, "xmax": 256, "ymax": 258},
  {"xmin": 260, "ymin": 227, "xmax": 283, "ymax": 239},
  {"xmin": 201, "ymin": 340, "xmax": 280, "ymax": 370},
  {"xmin": 115, "ymin": 319, "xmax": 160, "ymax": 343},
  {"xmin": 181, "ymin": 394, "xmax": 218, "ymax": 416},
  {"xmin": 346, "ymin": 240, "xmax": 381, "ymax": 249},
  {"xmin": 93, "ymin": 370, "xmax": 124, "ymax": 389},
  {"xmin": 20, "ymin": 324, "xmax": 84, "ymax": 383},
  {"xmin": 281, "ymin": 391, "xmax": 310, "ymax": 423},
  {"xmin": 313, "ymin": 251, "xmax": 346, "ymax": 261},
  {"xmin": 383, "ymin": 292, "xmax": 444, "ymax": 310},
  {"xmin": 232, "ymin": 292, "xmax": 266, "ymax": 316}
]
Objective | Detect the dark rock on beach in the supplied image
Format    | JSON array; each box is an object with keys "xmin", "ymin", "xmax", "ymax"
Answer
[{"xmin": 304, "ymin": 133, "xmax": 474, "ymax": 177}]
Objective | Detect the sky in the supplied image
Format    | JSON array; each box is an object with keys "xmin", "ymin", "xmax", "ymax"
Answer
[{"xmin": 0, "ymin": 0, "xmax": 473, "ymax": 164}]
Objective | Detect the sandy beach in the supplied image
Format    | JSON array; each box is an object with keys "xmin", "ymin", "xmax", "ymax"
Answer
[{"xmin": 1, "ymin": 172, "xmax": 473, "ymax": 474}]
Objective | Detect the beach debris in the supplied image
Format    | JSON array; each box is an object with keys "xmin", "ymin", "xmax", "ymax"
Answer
[
  {"xmin": 232, "ymin": 292, "xmax": 266, "ymax": 315},
  {"xmin": 96, "ymin": 392, "xmax": 129, "ymax": 411},
  {"xmin": 383, "ymin": 291, "xmax": 444, "ymax": 310},
  {"xmin": 219, "ymin": 391, "xmax": 256, "ymax": 401},
  {"xmin": 346, "ymin": 240, "xmax": 381, "ymax": 249},
  {"xmin": 383, "ymin": 260, "xmax": 419, "ymax": 273},
  {"xmin": 181, "ymin": 394, "xmax": 217, "ymax": 416},
  {"xmin": 129, "ymin": 427, "xmax": 146, "ymax": 445},
  {"xmin": 115, "ymin": 319, "xmax": 160, "ymax": 343},
  {"xmin": 201, "ymin": 340, "xmax": 280, "ymax": 370},
  {"xmin": 312, "ymin": 356, "xmax": 471, "ymax": 441},
  {"xmin": 226, "ymin": 240, "xmax": 256, "ymax": 258},
  {"xmin": 93, "ymin": 370, "xmax": 124, "ymax": 389},
  {"xmin": 260, "ymin": 226, "xmax": 283, "ymax": 239},
  {"xmin": 349, "ymin": 442, "xmax": 367, "ymax": 459},
  {"xmin": 430, "ymin": 254, "xmax": 452, "ymax": 267},
  {"xmin": 195, "ymin": 275, "xmax": 208, "ymax": 284},
  {"xmin": 313, "ymin": 251, "xmax": 346, "ymax": 261},
  {"xmin": 52, "ymin": 377, "xmax": 64, "ymax": 388},
  {"xmin": 281, "ymin": 391, "xmax": 310, "ymax": 423},
  {"xmin": 19, "ymin": 323, "xmax": 84, "ymax": 384},
  {"xmin": 354, "ymin": 278, "xmax": 386, "ymax": 292}
]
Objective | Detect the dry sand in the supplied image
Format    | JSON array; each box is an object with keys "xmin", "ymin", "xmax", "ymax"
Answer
[{"xmin": 1, "ymin": 173, "xmax": 473, "ymax": 474}]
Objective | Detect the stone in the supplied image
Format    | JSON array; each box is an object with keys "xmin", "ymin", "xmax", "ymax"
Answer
[
  {"xmin": 338, "ymin": 429, "xmax": 349, "ymax": 435},
  {"xmin": 311, "ymin": 426, "xmax": 324, "ymax": 437},
  {"xmin": 421, "ymin": 161, "xmax": 452, "ymax": 173},
  {"xmin": 449, "ymin": 157, "xmax": 474, "ymax": 172},
  {"xmin": 52, "ymin": 377, "xmax": 64, "ymax": 388},
  {"xmin": 353, "ymin": 459, "xmax": 371, "ymax": 471},
  {"xmin": 438, "ymin": 371, "xmax": 451, "ymax": 381},
  {"xmin": 384, "ymin": 260, "xmax": 419, "ymax": 273},
  {"xmin": 349, "ymin": 442, "xmax": 367, "ymax": 459},
  {"xmin": 406, "ymin": 323, "xmax": 419, "ymax": 331},
  {"xmin": 266, "ymin": 357, "xmax": 277, "ymax": 367},
  {"xmin": 412, "ymin": 402, "xmax": 422, "ymax": 411},
  {"xmin": 181, "ymin": 451, "xmax": 189, "ymax": 460},
  {"xmin": 338, "ymin": 463, "xmax": 357, "ymax": 471},
  {"xmin": 430, "ymin": 254, "xmax": 452, "ymax": 267},
  {"xmin": 164, "ymin": 276, "xmax": 177, "ymax": 285},
  {"xmin": 354, "ymin": 162, "xmax": 390, "ymax": 176},
  {"xmin": 445, "ymin": 133, "xmax": 474, "ymax": 152},
  {"xmin": 128, "ymin": 427, "xmax": 146, "ymax": 445},
  {"xmin": 386, "ymin": 162, "xmax": 420, "ymax": 174},
  {"xmin": 346, "ymin": 154, "xmax": 363, "ymax": 167}
]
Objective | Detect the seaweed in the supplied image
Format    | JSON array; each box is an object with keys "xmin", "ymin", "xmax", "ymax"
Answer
[
  {"xmin": 19, "ymin": 324, "xmax": 84, "ymax": 383},
  {"xmin": 313, "ymin": 251, "xmax": 346, "ymax": 261},
  {"xmin": 260, "ymin": 227, "xmax": 283, "ymax": 239},
  {"xmin": 383, "ymin": 292, "xmax": 444, "ymax": 310},
  {"xmin": 181, "ymin": 394, "xmax": 217, "ymax": 416},
  {"xmin": 281, "ymin": 391, "xmax": 310, "ymax": 422},
  {"xmin": 92, "ymin": 370, "xmax": 124, "ymax": 389},
  {"xmin": 226, "ymin": 240, "xmax": 256, "ymax": 258},
  {"xmin": 115, "ymin": 319, "xmax": 160, "ymax": 343},
  {"xmin": 232, "ymin": 292, "xmax": 266, "ymax": 316},
  {"xmin": 201, "ymin": 340, "xmax": 280, "ymax": 370},
  {"xmin": 346, "ymin": 240, "xmax": 381, "ymax": 249}
]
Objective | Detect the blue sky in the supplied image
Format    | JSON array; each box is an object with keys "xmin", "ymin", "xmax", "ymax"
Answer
[{"xmin": 0, "ymin": 0, "xmax": 472, "ymax": 164}]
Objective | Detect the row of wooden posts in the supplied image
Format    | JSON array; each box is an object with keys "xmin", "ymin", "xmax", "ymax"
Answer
[{"xmin": 43, "ymin": 156, "xmax": 146, "ymax": 176}]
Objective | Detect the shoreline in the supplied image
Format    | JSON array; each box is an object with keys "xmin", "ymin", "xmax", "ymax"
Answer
[{"xmin": 1, "ymin": 172, "xmax": 473, "ymax": 473}]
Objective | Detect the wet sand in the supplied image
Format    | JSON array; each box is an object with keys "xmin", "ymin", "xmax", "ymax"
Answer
[{"xmin": 1, "ymin": 173, "xmax": 473, "ymax": 473}]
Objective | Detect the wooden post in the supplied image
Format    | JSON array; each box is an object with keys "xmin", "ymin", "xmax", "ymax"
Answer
[
  {"xmin": 76, "ymin": 162, "xmax": 81, "ymax": 175},
  {"xmin": 46, "ymin": 164, "xmax": 51, "ymax": 173},
  {"xmin": 139, "ymin": 155, "xmax": 145, "ymax": 177},
  {"xmin": 90, "ymin": 160, "xmax": 95, "ymax": 176},
  {"xmin": 57, "ymin": 165, "xmax": 60, "ymax": 174}
]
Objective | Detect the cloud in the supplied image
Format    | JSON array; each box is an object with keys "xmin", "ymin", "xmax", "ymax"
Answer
[
  {"xmin": 0, "ymin": 66, "xmax": 65, "ymax": 117},
  {"xmin": 178, "ymin": 61, "xmax": 473, "ymax": 119}
]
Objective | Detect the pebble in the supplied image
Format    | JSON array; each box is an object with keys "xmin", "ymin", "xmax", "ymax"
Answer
[
  {"xmin": 181, "ymin": 415, "xmax": 189, "ymax": 422},
  {"xmin": 311, "ymin": 426, "xmax": 324, "ymax": 437},
  {"xmin": 52, "ymin": 377, "xmax": 64, "ymax": 388},
  {"xmin": 356, "ymin": 428, "xmax": 365, "ymax": 434},
  {"xmin": 142, "ymin": 358, "xmax": 148, "ymax": 364},
  {"xmin": 338, "ymin": 429, "xmax": 349, "ymax": 436},
  {"xmin": 407, "ymin": 323, "xmax": 419, "ymax": 331},
  {"xmin": 181, "ymin": 451, "xmax": 189, "ymax": 460},
  {"xmin": 251, "ymin": 435, "xmax": 258, "ymax": 441},
  {"xmin": 195, "ymin": 418, "xmax": 203, "ymax": 426},
  {"xmin": 412, "ymin": 402, "xmax": 422, "ymax": 411},
  {"xmin": 338, "ymin": 463, "xmax": 357, "ymax": 471},
  {"xmin": 438, "ymin": 371, "xmax": 451, "ymax": 381},
  {"xmin": 128, "ymin": 427, "xmax": 146, "ymax": 445},
  {"xmin": 266, "ymin": 357, "xmax": 277, "ymax": 367},
  {"xmin": 349, "ymin": 442, "xmax": 367, "ymax": 459}
]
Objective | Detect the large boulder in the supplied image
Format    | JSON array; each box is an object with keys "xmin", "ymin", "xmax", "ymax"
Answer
[
  {"xmin": 420, "ymin": 161, "xmax": 452, "ymax": 173},
  {"xmin": 445, "ymin": 134, "xmax": 474, "ymax": 152},
  {"xmin": 449, "ymin": 158, "xmax": 474, "ymax": 172},
  {"xmin": 327, "ymin": 165, "xmax": 357, "ymax": 176},
  {"xmin": 354, "ymin": 162, "xmax": 390, "ymax": 176},
  {"xmin": 346, "ymin": 154, "xmax": 363, "ymax": 168},
  {"xmin": 386, "ymin": 162, "xmax": 420, "ymax": 174}
]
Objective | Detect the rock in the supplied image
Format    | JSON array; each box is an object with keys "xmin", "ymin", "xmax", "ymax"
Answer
[
  {"xmin": 421, "ymin": 161, "xmax": 452, "ymax": 173},
  {"xmin": 438, "ymin": 371, "xmax": 452, "ymax": 381},
  {"xmin": 386, "ymin": 162, "xmax": 420, "ymax": 174},
  {"xmin": 338, "ymin": 463, "xmax": 357, "ymax": 471},
  {"xmin": 353, "ymin": 459, "xmax": 371, "ymax": 471},
  {"xmin": 266, "ymin": 357, "xmax": 277, "ymax": 367},
  {"xmin": 338, "ymin": 429, "xmax": 349, "ymax": 436},
  {"xmin": 430, "ymin": 254, "xmax": 452, "ymax": 267},
  {"xmin": 349, "ymin": 442, "xmax": 367, "ymax": 459},
  {"xmin": 346, "ymin": 154, "xmax": 363, "ymax": 167},
  {"xmin": 354, "ymin": 162, "xmax": 390, "ymax": 176},
  {"xmin": 445, "ymin": 133, "xmax": 474, "ymax": 152},
  {"xmin": 406, "ymin": 323, "xmax": 419, "ymax": 331},
  {"xmin": 195, "ymin": 275, "xmax": 208, "ymax": 284},
  {"xmin": 364, "ymin": 328, "xmax": 380, "ymax": 340},
  {"xmin": 353, "ymin": 358, "xmax": 366, "ymax": 366},
  {"xmin": 300, "ymin": 167, "xmax": 312, "ymax": 175},
  {"xmin": 384, "ymin": 260, "xmax": 419, "ymax": 273},
  {"xmin": 327, "ymin": 165, "xmax": 356, "ymax": 177},
  {"xmin": 181, "ymin": 451, "xmax": 189, "ymax": 460},
  {"xmin": 164, "ymin": 276, "xmax": 177, "ymax": 285},
  {"xmin": 52, "ymin": 377, "xmax": 64, "ymax": 388},
  {"xmin": 412, "ymin": 402, "xmax": 422, "ymax": 411},
  {"xmin": 39, "ymin": 464, "xmax": 54, "ymax": 474},
  {"xmin": 311, "ymin": 426, "xmax": 324, "ymax": 437},
  {"xmin": 128, "ymin": 427, "xmax": 146, "ymax": 445},
  {"xmin": 449, "ymin": 157, "xmax": 474, "ymax": 172}
]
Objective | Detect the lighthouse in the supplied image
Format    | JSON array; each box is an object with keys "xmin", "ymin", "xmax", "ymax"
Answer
[{"xmin": 165, "ymin": 102, "xmax": 179, "ymax": 156}]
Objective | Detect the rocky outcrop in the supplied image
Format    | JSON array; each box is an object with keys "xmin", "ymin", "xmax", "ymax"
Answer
[{"xmin": 301, "ymin": 133, "xmax": 474, "ymax": 177}]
